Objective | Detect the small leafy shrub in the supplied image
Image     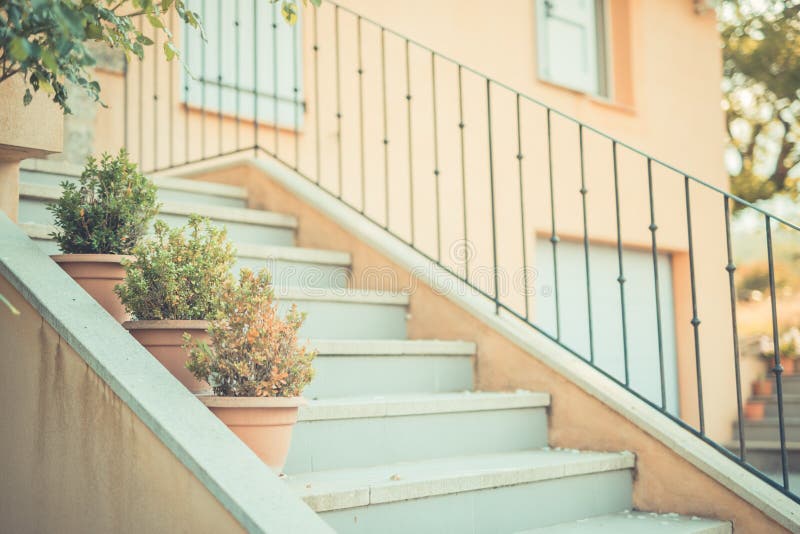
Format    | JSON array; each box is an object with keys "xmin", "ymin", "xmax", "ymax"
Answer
[
  {"xmin": 47, "ymin": 149, "xmax": 159, "ymax": 254},
  {"xmin": 186, "ymin": 268, "xmax": 316, "ymax": 397},
  {"xmin": 116, "ymin": 215, "xmax": 235, "ymax": 320}
]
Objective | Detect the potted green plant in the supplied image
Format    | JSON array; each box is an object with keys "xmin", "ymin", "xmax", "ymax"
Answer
[
  {"xmin": 185, "ymin": 268, "xmax": 316, "ymax": 473},
  {"xmin": 48, "ymin": 149, "xmax": 159, "ymax": 322},
  {"xmin": 116, "ymin": 215, "xmax": 235, "ymax": 393}
]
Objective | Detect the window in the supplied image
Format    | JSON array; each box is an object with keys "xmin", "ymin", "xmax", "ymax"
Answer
[
  {"xmin": 182, "ymin": 0, "xmax": 304, "ymax": 128},
  {"xmin": 536, "ymin": 0, "xmax": 608, "ymax": 97}
]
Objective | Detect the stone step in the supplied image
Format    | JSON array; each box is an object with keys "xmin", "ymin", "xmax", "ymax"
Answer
[
  {"xmin": 18, "ymin": 183, "xmax": 297, "ymax": 246},
  {"xmin": 284, "ymin": 391, "xmax": 550, "ymax": 474},
  {"xmin": 277, "ymin": 288, "xmax": 409, "ymax": 340},
  {"xmin": 726, "ymin": 439, "xmax": 800, "ymax": 474},
  {"xmin": 304, "ymin": 339, "xmax": 476, "ymax": 398},
  {"xmin": 286, "ymin": 450, "xmax": 634, "ymax": 533},
  {"xmin": 20, "ymin": 164, "xmax": 249, "ymax": 208},
  {"xmin": 777, "ymin": 375, "xmax": 800, "ymax": 395},
  {"xmin": 751, "ymin": 394, "xmax": 800, "ymax": 418},
  {"xmin": 736, "ymin": 418, "xmax": 800, "ymax": 442},
  {"xmin": 20, "ymin": 223, "xmax": 350, "ymax": 289},
  {"xmin": 519, "ymin": 511, "xmax": 731, "ymax": 533}
]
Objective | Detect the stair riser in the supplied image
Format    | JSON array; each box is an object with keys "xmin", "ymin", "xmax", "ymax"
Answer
[
  {"xmin": 236, "ymin": 256, "xmax": 349, "ymax": 289},
  {"xmin": 28, "ymin": 237, "xmax": 340, "ymax": 290},
  {"xmin": 763, "ymin": 402, "xmax": 800, "ymax": 418},
  {"xmin": 316, "ymin": 469, "xmax": 632, "ymax": 534},
  {"xmin": 156, "ymin": 213, "xmax": 295, "ymax": 247},
  {"xmin": 737, "ymin": 424, "xmax": 800, "ymax": 441},
  {"xmin": 739, "ymin": 449, "xmax": 800, "ymax": 475},
  {"xmin": 284, "ymin": 407, "xmax": 548, "ymax": 473},
  {"xmin": 18, "ymin": 200, "xmax": 296, "ymax": 248},
  {"xmin": 20, "ymin": 170, "xmax": 248, "ymax": 208},
  {"xmin": 305, "ymin": 355, "xmax": 474, "ymax": 398},
  {"xmin": 278, "ymin": 300, "xmax": 407, "ymax": 339}
]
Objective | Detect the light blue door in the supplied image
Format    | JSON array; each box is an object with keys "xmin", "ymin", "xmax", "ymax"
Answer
[{"xmin": 534, "ymin": 240, "xmax": 680, "ymax": 414}]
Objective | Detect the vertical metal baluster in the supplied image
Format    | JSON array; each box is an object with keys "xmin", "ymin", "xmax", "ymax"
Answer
[
  {"xmin": 292, "ymin": 18, "xmax": 299, "ymax": 170},
  {"xmin": 153, "ymin": 28, "xmax": 159, "ymax": 170},
  {"xmin": 724, "ymin": 196, "xmax": 746, "ymax": 461},
  {"xmin": 516, "ymin": 93, "xmax": 529, "ymax": 320},
  {"xmin": 458, "ymin": 65, "xmax": 469, "ymax": 281},
  {"xmin": 184, "ymin": 7, "xmax": 190, "ymax": 164},
  {"xmin": 217, "ymin": 0, "xmax": 223, "ymax": 157},
  {"xmin": 431, "ymin": 52, "xmax": 442, "ymax": 262},
  {"xmin": 169, "ymin": 9, "xmax": 175, "ymax": 168},
  {"xmin": 235, "ymin": 0, "xmax": 240, "ymax": 151},
  {"xmin": 138, "ymin": 16, "xmax": 144, "ymax": 168},
  {"xmin": 405, "ymin": 39, "xmax": 415, "ymax": 245},
  {"xmin": 335, "ymin": 6, "xmax": 343, "ymax": 197},
  {"xmin": 546, "ymin": 109, "xmax": 561, "ymax": 338},
  {"xmin": 253, "ymin": 0, "xmax": 258, "ymax": 155},
  {"xmin": 766, "ymin": 215, "xmax": 790, "ymax": 489},
  {"xmin": 684, "ymin": 176, "xmax": 704, "ymax": 434},
  {"xmin": 312, "ymin": 6, "xmax": 321, "ymax": 183},
  {"xmin": 381, "ymin": 28, "xmax": 389, "ymax": 227},
  {"xmin": 647, "ymin": 159, "xmax": 667, "ymax": 409},
  {"xmin": 613, "ymin": 141, "xmax": 629, "ymax": 385},
  {"xmin": 487, "ymin": 80, "xmax": 500, "ymax": 313},
  {"xmin": 357, "ymin": 16, "xmax": 366, "ymax": 212},
  {"xmin": 272, "ymin": 3, "xmax": 279, "ymax": 156},
  {"xmin": 200, "ymin": 0, "xmax": 206, "ymax": 160},
  {"xmin": 578, "ymin": 125, "xmax": 594, "ymax": 362},
  {"xmin": 124, "ymin": 57, "xmax": 129, "ymax": 153}
]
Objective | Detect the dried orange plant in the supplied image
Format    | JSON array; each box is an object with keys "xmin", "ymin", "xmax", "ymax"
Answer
[{"xmin": 185, "ymin": 268, "xmax": 316, "ymax": 397}]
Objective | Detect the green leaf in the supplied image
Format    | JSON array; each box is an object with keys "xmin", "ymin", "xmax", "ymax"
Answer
[
  {"xmin": 147, "ymin": 13, "xmax": 165, "ymax": 29},
  {"xmin": 163, "ymin": 41, "xmax": 178, "ymax": 61},
  {"xmin": 22, "ymin": 89, "xmax": 32, "ymax": 106},
  {"xmin": 9, "ymin": 37, "xmax": 32, "ymax": 61},
  {"xmin": 281, "ymin": 1, "xmax": 298, "ymax": 25}
]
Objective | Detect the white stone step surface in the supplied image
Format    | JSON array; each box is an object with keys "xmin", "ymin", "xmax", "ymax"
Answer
[
  {"xmin": 276, "ymin": 288, "xmax": 409, "ymax": 340},
  {"xmin": 519, "ymin": 511, "xmax": 731, "ymax": 533},
  {"xmin": 305, "ymin": 339, "xmax": 476, "ymax": 398},
  {"xmin": 20, "ymin": 223, "xmax": 350, "ymax": 289},
  {"xmin": 20, "ymin": 164, "xmax": 249, "ymax": 207},
  {"xmin": 18, "ymin": 183, "xmax": 297, "ymax": 246},
  {"xmin": 286, "ymin": 449, "xmax": 635, "ymax": 533},
  {"xmin": 284, "ymin": 391, "xmax": 550, "ymax": 473}
]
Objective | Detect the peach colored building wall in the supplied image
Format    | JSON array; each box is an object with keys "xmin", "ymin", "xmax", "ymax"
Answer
[
  {"xmin": 88, "ymin": 1, "xmax": 740, "ymax": 440},
  {"xmin": 0, "ymin": 277, "xmax": 243, "ymax": 533}
]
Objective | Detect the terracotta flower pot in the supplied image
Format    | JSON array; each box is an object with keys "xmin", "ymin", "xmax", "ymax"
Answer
[
  {"xmin": 753, "ymin": 379, "xmax": 773, "ymax": 397},
  {"xmin": 123, "ymin": 320, "xmax": 210, "ymax": 393},
  {"xmin": 52, "ymin": 254, "xmax": 131, "ymax": 322},
  {"xmin": 781, "ymin": 358, "xmax": 796, "ymax": 375},
  {"xmin": 199, "ymin": 396, "xmax": 306, "ymax": 473},
  {"xmin": 744, "ymin": 401, "xmax": 765, "ymax": 421}
]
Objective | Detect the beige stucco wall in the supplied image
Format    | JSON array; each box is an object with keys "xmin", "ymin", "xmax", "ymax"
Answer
[
  {"xmin": 89, "ymin": 1, "xmax": 736, "ymax": 440},
  {"xmin": 0, "ymin": 276, "xmax": 244, "ymax": 534},
  {"xmin": 190, "ymin": 161, "xmax": 787, "ymax": 533}
]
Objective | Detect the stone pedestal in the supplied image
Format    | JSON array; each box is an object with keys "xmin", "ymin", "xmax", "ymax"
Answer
[{"xmin": 0, "ymin": 77, "xmax": 63, "ymax": 221}]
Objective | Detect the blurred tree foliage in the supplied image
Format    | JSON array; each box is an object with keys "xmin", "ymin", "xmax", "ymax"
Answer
[{"xmin": 719, "ymin": 0, "xmax": 800, "ymax": 205}]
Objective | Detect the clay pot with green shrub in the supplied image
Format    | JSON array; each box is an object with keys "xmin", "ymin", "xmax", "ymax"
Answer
[
  {"xmin": 47, "ymin": 149, "xmax": 159, "ymax": 322},
  {"xmin": 116, "ymin": 215, "xmax": 235, "ymax": 393},
  {"xmin": 185, "ymin": 268, "xmax": 316, "ymax": 472}
]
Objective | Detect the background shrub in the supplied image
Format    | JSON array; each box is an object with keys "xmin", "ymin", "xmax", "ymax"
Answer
[
  {"xmin": 116, "ymin": 215, "xmax": 235, "ymax": 320},
  {"xmin": 186, "ymin": 268, "xmax": 316, "ymax": 397},
  {"xmin": 48, "ymin": 149, "xmax": 159, "ymax": 254}
]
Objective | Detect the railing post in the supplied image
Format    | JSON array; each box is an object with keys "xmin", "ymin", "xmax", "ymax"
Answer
[
  {"xmin": 612, "ymin": 141, "xmax": 629, "ymax": 385},
  {"xmin": 647, "ymin": 158, "xmax": 667, "ymax": 409},
  {"xmin": 684, "ymin": 176, "xmax": 705, "ymax": 434},
  {"xmin": 766, "ymin": 215, "xmax": 791, "ymax": 489},
  {"xmin": 516, "ymin": 93, "xmax": 530, "ymax": 321},
  {"xmin": 546, "ymin": 109, "xmax": 560, "ymax": 338},
  {"xmin": 486, "ymin": 80, "xmax": 500, "ymax": 313},
  {"xmin": 578, "ymin": 124, "xmax": 594, "ymax": 362}
]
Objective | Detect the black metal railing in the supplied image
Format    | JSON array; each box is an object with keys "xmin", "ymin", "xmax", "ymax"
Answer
[{"xmin": 122, "ymin": 0, "xmax": 800, "ymax": 502}]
